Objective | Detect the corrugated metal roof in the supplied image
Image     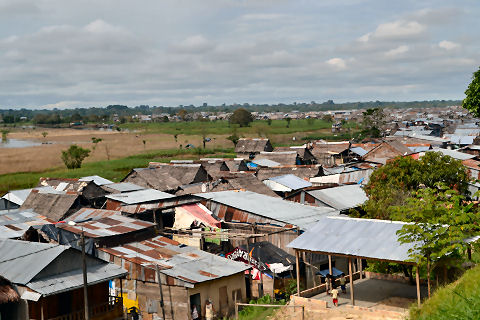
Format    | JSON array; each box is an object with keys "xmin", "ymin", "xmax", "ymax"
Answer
[
  {"xmin": 1, "ymin": 189, "xmax": 32, "ymax": 206},
  {"xmin": 453, "ymin": 128, "xmax": 480, "ymax": 136},
  {"xmin": 429, "ymin": 148, "xmax": 475, "ymax": 160},
  {"xmin": 98, "ymin": 236, "xmax": 249, "ymax": 287},
  {"xmin": 28, "ymin": 263, "xmax": 127, "ymax": 296},
  {"xmin": 106, "ymin": 189, "xmax": 175, "ymax": 204},
  {"xmin": 350, "ymin": 147, "xmax": 368, "ymax": 157},
  {"xmin": 307, "ymin": 185, "xmax": 368, "ymax": 211},
  {"xmin": 0, "ymin": 209, "xmax": 54, "ymax": 239},
  {"xmin": 59, "ymin": 209, "xmax": 154, "ymax": 238},
  {"xmin": 79, "ymin": 175, "xmax": 114, "ymax": 186},
  {"xmin": 0, "ymin": 239, "xmax": 67, "ymax": 284},
  {"xmin": 408, "ymin": 146, "xmax": 430, "ymax": 153},
  {"xmin": 196, "ymin": 190, "xmax": 339, "ymax": 230},
  {"xmin": 267, "ymin": 174, "xmax": 312, "ymax": 190},
  {"xmin": 445, "ymin": 135, "xmax": 475, "ymax": 145},
  {"xmin": 287, "ymin": 216, "xmax": 417, "ymax": 263},
  {"xmin": 103, "ymin": 182, "xmax": 145, "ymax": 193},
  {"xmin": 1, "ymin": 186, "xmax": 58, "ymax": 206},
  {"xmin": 251, "ymin": 159, "xmax": 281, "ymax": 168},
  {"xmin": 310, "ymin": 168, "xmax": 373, "ymax": 185}
]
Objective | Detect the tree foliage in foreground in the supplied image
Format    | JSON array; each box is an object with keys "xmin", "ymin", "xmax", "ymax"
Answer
[
  {"xmin": 61, "ymin": 145, "xmax": 91, "ymax": 169},
  {"xmin": 363, "ymin": 152, "xmax": 469, "ymax": 219},
  {"xmin": 463, "ymin": 66, "xmax": 480, "ymax": 117},
  {"xmin": 392, "ymin": 185, "xmax": 480, "ymax": 297}
]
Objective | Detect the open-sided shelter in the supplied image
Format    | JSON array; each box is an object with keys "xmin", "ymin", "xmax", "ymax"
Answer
[{"xmin": 287, "ymin": 216, "xmax": 422, "ymax": 306}]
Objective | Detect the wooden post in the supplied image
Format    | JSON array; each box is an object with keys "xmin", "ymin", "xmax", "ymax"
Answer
[
  {"xmin": 120, "ymin": 278, "xmax": 123, "ymax": 297},
  {"xmin": 328, "ymin": 255, "xmax": 332, "ymax": 292},
  {"xmin": 358, "ymin": 258, "xmax": 363, "ymax": 279},
  {"xmin": 416, "ymin": 264, "xmax": 421, "ymax": 307},
  {"xmin": 155, "ymin": 265, "xmax": 166, "ymax": 320},
  {"xmin": 234, "ymin": 291, "xmax": 238, "ymax": 319},
  {"xmin": 348, "ymin": 258, "xmax": 354, "ymax": 306},
  {"xmin": 468, "ymin": 246, "xmax": 472, "ymax": 260},
  {"xmin": 40, "ymin": 298, "xmax": 44, "ymax": 320},
  {"xmin": 295, "ymin": 250, "xmax": 301, "ymax": 297}
]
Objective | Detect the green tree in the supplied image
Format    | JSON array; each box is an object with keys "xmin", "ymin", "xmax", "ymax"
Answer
[
  {"xmin": 285, "ymin": 117, "xmax": 292, "ymax": 128},
  {"xmin": 1, "ymin": 130, "xmax": 9, "ymax": 142},
  {"xmin": 41, "ymin": 131, "xmax": 48, "ymax": 140},
  {"xmin": 229, "ymin": 108, "xmax": 253, "ymax": 127},
  {"xmin": 463, "ymin": 66, "xmax": 480, "ymax": 117},
  {"xmin": 61, "ymin": 145, "xmax": 90, "ymax": 169},
  {"xmin": 393, "ymin": 186, "xmax": 479, "ymax": 297},
  {"xmin": 91, "ymin": 137, "xmax": 103, "ymax": 151},
  {"xmin": 360, "ymin": 108, "xmax": 386, "ymax": 138},
  {"xmin": 227, "ymin": 126, "xmax": 240, "ymax": 147},
  {"xmin": 363, "ymin": 152, "xmax": 469, "ymax": 219}
]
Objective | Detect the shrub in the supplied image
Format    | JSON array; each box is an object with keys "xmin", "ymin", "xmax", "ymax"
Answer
[{"xmin": 61, "ymin": 145, "xmax": 91, "ymax": 169}]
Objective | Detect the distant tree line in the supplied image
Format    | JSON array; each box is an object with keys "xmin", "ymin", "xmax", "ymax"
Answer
[{"xmin": 0, "ymin": 100, "xmax": 462, "ymax": 124}]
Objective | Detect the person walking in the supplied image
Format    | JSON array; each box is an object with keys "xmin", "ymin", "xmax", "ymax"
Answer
[
  {"xmin": 340, "ymin": 273, "xmax": 347, "ymax": 294},
  {"xmin": 331, "ymin": 287, "xmax": 339, "ymax": 307},
  {"xmin": 205, "ymin": 298, "xmax": 215, "ymax": 320}
]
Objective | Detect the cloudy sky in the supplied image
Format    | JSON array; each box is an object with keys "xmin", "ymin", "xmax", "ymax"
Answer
[{"xmin": 0, "ymin": 0, "xmax": 479, "ymax": 109}]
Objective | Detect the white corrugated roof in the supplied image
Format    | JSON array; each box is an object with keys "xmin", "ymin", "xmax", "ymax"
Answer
[{"xmin": 287, "ymin": 216, "xmax": 417, "ymax": 263}]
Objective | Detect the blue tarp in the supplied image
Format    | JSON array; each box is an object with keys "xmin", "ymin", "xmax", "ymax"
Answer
[{"xmin": 316, "ymin": 266, "xmax": 344, "ymax": 277}]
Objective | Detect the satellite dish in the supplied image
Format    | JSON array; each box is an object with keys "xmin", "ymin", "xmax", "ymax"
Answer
[{"xmin": 201, "ymin": 183, "xmax": 207, "ymax": 193}]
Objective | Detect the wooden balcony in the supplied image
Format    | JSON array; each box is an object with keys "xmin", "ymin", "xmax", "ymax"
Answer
[{"xmin": 49, "ymin": 296, "xmax": 124, "ymax": 320}]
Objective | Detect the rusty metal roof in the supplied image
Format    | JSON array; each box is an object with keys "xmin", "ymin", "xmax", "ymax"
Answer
[
  {"xmin": 59, "ymin": 209, "xmax": 154, "ymax": 238},
  {"xmin": 98, "ymin": 236, "xmax": 249, "ymax": 287},
  {"xmin": 196, "ymin": 190, "xmax": 339, "ymax": 230},
  {"xmin": 0, "ymin": 209, "xmax": 54, "ymax": 239}
]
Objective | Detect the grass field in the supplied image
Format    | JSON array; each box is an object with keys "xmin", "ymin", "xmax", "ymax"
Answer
[
  {"xmin": 0, "ymin": 147, "xmax": 234, "ymax": 194},
  {"xmin": 119, "ymin": 119, "xmax": 341, "ymax": 135},
  {"xmin": 410, "ymin": 264, "xmax": 480, "ymax": 320}
]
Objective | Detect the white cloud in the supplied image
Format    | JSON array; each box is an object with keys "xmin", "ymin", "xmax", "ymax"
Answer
[
  {"xmin": 357, "ymin": 32, "xmax": 371, "ymax": 43},
  {"xmin": 172, "ymin": 35, "xmax": 213, "ymax": 53},
  {"xmin": 374, "ymin": 20, "xmax": 425, "ymax": 39},
  {"xmin": 385, "ymin": 45, "xmax": 409, "ymax": 57},
  {"xmin": 326, "ymin": 58, "xmax": 347, "ymax": 70},
  {"xmin": 84, "ymin": 19, "xmax": 125, "ymax": 34},
  {"xmin": 438, "ymin": 40, "xmax": 459, "ymax": 50}
]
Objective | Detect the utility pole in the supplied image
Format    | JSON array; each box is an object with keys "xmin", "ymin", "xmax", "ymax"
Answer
[{"xmin": 81, "ymin": 231, "xmax": 90, "ymax": 320}]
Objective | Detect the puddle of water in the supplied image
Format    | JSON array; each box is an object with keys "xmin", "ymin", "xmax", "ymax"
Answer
[{"xmin": 0, "ymin": 138, "xmax": 43, "ymax": 148}]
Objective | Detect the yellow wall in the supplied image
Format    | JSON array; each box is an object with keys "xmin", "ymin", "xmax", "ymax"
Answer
[{"xmin": 187, "ymin": 273, "xmax": 246, "ymax": 318}]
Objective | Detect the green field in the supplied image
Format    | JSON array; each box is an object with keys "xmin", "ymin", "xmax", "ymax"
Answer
[
  {"xmin": 119, "ymin": 119, "xmax": 343, "ymax": 135},
  {"xmin": 410, "ymin": 264, "xmax": 480, "ymax": 320},
  {"xmin": 0, "ymin": 147, "xmax": 234, "ymax": 194}
]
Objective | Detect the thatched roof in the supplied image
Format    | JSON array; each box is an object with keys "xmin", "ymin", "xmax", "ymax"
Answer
[
  {"xmin": 123, "ymin": 164, "xmax": 210, "ymax": 192},
  {"xmin": 256, "ymin": 165, "xmax": 323, "ymax": 181},
  {"xmin": 20, "ymin": 191, "xmax": 82, "ymax": 222},
  {"xmin": 0, "ymin": 276, "xmax": 19, "ymax": 304},
  {"xmin": 235, "ymin": 138, "xmax": 273, "ymax": 153}
]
